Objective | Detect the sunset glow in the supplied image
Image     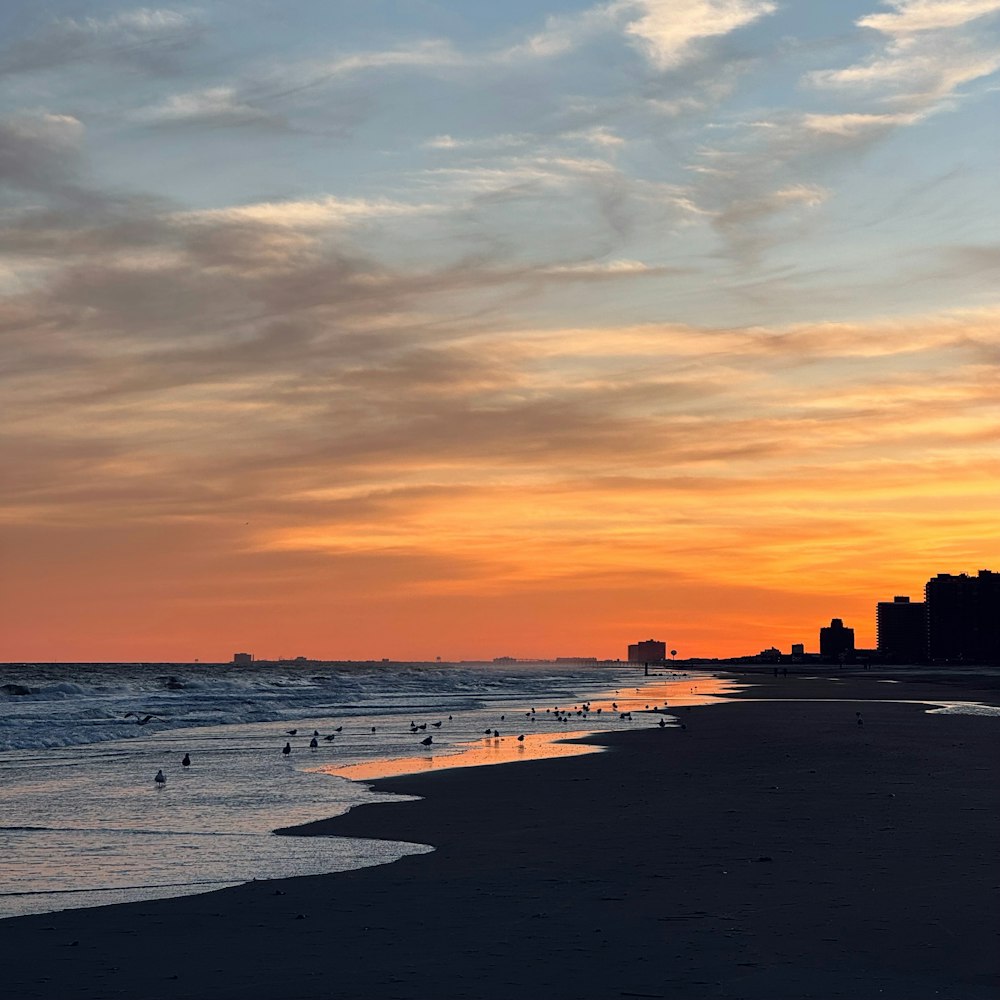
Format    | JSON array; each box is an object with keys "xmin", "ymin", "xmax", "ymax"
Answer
[{"xmin": 1, "ymin": 2, "xmax": 998, "ymax": 661}]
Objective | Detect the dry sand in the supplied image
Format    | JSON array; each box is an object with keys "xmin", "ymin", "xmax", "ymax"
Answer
[{"xmin": 2, "ymin": 672, "xmax": 997, "ymax": 999}]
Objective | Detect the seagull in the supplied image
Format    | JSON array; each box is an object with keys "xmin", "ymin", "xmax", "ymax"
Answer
[
  {"xmin": 312, "ymin": 730, "xmax": 319, "ymax": 737},
  {"xmin": 420, "ymin": 735, "xmax": 433, "ymax": 746},
  {"xmin": 517, "ymin": 734, "xmax": 525, "ymax": 742},
  {"xmin": 658, "ymin": 719, "xmax": 667, "ymax": 728},
  {"xmin": 493, "ymin": 730, "xmax": 500, "ymax": 738},
  {"xmin": 155, "ymin": 769, "xmax": 166, "ymax": 787},
  {"xmin": 323, "ymin": 734, "xmax": 336, "ymax": 742},
  {"xmin": 282, "ymin": 742, "xmax": 291, "ymax": 756},
  {"xmin": 334, "ymin": 726, "xmax": 343, "ymax": 732},
  {"xmin": 181, "ymin": 753, "xmax": 191, "ymax": 766},
  {"xmin": 309, "ymin": 737, "xmax": 318, "ymax": 749},
  {"xmin": 125, "ymin": 713, "xmax": 161, "ymax": 726},
  {"xmin": 431, "ymin": 721, "xmax": 442, "ymax": 728},
  {"xmin": 285, "ymin": 729, "xmax": 298, "ymax": 736}
]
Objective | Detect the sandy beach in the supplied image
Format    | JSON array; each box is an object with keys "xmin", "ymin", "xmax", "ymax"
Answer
[{"xmin": 2, "ymin": 670, "xmax": 997, "ymax": 1000}]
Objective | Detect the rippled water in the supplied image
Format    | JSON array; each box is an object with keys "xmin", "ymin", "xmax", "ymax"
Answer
[{"xmin": 0, "ymin": 662, "xmax": 738, "ymax": 918}]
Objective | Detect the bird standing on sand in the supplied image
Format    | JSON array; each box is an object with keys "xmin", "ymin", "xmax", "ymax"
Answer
[
  {"xmin": 182, "ymin": 753, "xmax": 191, "ymax": 766},
  {"xmin": 420, "ymin": 735, "xmax": 433, "ymax": 746},
  {"xmin": 517, "ymin": 734, "xmax": 525, "ymax": 742},
  {"xmin": 155, "ymin": 769, "xmax": 166, "ymax": 787},
  {"xmin": 282, "ymin": 742, "xmax": 291, "ymax": 756}
]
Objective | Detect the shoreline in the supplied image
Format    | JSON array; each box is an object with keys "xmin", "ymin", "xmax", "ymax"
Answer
[{"xmin": 2, "ymin": 671, "xmax": 997, "ymax": 999}]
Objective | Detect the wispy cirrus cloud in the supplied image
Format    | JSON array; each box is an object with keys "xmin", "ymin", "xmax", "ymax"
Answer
[
  {"xmin": 133, "ymin": 86, "xmax": 289, "ymax": 129},
  {"xmin": 0, "ymin": 8, "xmax": 204, "ymax": 78},
  {"xmin": 809, "ymin": 0, "xmax": 1000, "ymax": 107}
]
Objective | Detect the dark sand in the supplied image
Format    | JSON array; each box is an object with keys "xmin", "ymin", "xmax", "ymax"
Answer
[{"xmin": 3, "ymin": 672, "xmax": 998, "ymax": 999}]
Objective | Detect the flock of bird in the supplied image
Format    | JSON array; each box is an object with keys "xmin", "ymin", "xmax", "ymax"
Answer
[{"xmin": 148, "ymin": 688, "xmax": 684, "ymax": 786}]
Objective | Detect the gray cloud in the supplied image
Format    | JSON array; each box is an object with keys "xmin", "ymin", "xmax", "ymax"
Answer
[
  {"xmin": 0, "ymin": 8, "xmax": 205, "ymax": 78},
  {"xmin": 0, "ymin": 112, "xmax": 86, "ymax": 196}
]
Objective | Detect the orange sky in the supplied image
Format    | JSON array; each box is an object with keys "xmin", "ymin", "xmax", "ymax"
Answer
[{"xmin": 4, "ymin": 311, "xmax": 998, "ymax": 662}]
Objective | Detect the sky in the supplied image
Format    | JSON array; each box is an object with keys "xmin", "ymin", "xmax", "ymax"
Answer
[{"xmin": 1, "ymin": 0, "xmax": 998, "ymax": 662}]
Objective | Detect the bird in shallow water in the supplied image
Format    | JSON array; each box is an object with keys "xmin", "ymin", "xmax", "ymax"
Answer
[
  {"xmin": 420, "ymin": 735, "xmax": 433, "ymax": 746},
  {"xmin": 431, "ymin": 721, "xmax": 442, "ymax": 728},
  {"xmin": 517, "ymin": 734, "xmax": 525, "ymax": 742},
  {"xmin": 323, "ymin": 734, "xmax": 336, "ymax": 742},
  {"xmin": 126, "ymin": 713, "xmax": 161, "ymax": 725},
  {"xmin": 285, "ymin": 729, "xmax": 298, "ymax": 736},
  {"xmin": 155, "ymin": 769, "xmax": 166, "ymax": 787},
  {"xmin": 282, "ymin": 742, "xmax": 291, "ymax": 756},
  {"xmin": 182, "ymin": 753, "xmax": 191, "ymax": 766},
  {"xmin": 309, "ymin": 737, "xmax": 318, "ymax": 749}
]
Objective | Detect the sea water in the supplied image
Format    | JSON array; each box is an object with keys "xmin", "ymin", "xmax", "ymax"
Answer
[{"xmin": 0, "ymin": 661, "xmax": 736, "ymax": 918}]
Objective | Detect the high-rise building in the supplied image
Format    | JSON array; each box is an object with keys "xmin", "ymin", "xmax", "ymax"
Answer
[
  {"xmin": 819, "ymin": 618, "xmax": 854, "ymax": 660},
  {"xmin": 925, "ymin": 570, "xmax": 1000, "ymax": 663},
  {"xmin": 876, "ymin": 596, "xmax": 926, "ymax": 663},
  {"xmin": 627, "ymin": 639, "xmax": 666, "ymax": 663}
]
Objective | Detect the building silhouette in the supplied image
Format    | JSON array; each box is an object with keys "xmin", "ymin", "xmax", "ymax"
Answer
[
  {"xmin": 925, "ymin": 570, "xmax": 1000, "ymax": 663},
  {"xmin": 876, "ymin": 596, "xmax": 926, "ymax": 663},
  {"xmin": 819, "ymin": 618, "xmax": 854, "ymax": 660},
  {"xmin": 628, "ymin": 639, "xmax": 666, "ymax": 663},
  {"xmin": 232, "ymin": 652, "xmax": 253, "ymax": 666}
]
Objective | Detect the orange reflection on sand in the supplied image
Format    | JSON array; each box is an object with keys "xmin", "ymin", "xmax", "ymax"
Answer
[
  {"xmin": 597, "ymin": 673, "xmax": 742, "ymax": 711},
  {"xmin": 313, "ymin": 731, "xmax": 603, "ymax": 782}
]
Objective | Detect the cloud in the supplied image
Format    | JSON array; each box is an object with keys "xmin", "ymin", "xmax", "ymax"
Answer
[
  {"xmin": 134, "ymin": 87, "xmax": 288, "ymax": 129},
  {"xmin": 176, "ymin": 196, "xmax": 433, "ymax": 229},
  {"xmin": 615, "ymin": 0, "xmax": 778, "ymax": 69},
  {"xmin": 0, "ymin": 8, "xmax": 204, "ymax": 78},
  {"xmin": 0, "ymin": 112, "xmax": 86, "ymax": 195},
  {"xmin": 808, "ymin": 0, "xmax": 1000, "ymax": 108},
  {"xmin": 858, "ymin": 0, "xmax": 1000, "ymax": 36}
]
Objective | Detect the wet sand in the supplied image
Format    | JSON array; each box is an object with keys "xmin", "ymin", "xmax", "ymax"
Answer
[{"xmin": 2, "ymin": 672, "xmax": 998, "ymax": 999}]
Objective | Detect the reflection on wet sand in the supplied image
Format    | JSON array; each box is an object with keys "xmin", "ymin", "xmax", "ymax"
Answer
[
  {"xmin": 315, "ymin": 673, "xmax": 742, "ymax": 782},
  {"xmin": 318, "ymin": 730, "xmax": 601, "ymax": 781}
]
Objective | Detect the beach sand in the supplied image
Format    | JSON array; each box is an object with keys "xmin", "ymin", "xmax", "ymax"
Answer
[{"xmin": 2, "ymin": 672, "xmax": 997, "ymax": 999}]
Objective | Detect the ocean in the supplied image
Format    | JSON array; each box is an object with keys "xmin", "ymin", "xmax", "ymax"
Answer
[{"xmin": 0, "ymin": 660, "xmax": 737, "ymax": 919}]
